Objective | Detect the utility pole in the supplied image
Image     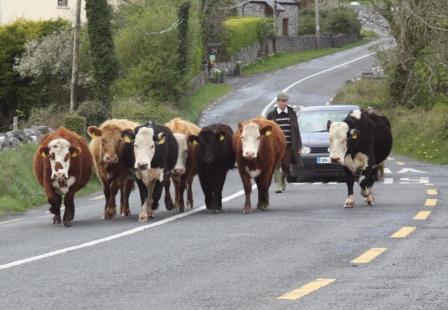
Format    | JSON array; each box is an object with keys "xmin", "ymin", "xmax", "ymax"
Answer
[
  {"xmin": 273, "ymin": 0, "xmax": 278, "ymax": 53},
  {"xmin": 70, "ymin": 0, "xmax": 82, "ymax": 113},
  {"xmin": 314, "ymin": 0, "xmax": 320, "ymax": 48}
]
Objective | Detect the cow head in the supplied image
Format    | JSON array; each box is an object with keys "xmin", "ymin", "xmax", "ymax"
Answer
[
  {"xmin": 88, "ymin": 125, "xmax": 126, "ymax": 165},
  {"xmin": 239, "ymin": 122, "xmax": 272, "ymax": 160},
  {"xmin": 328, "ymin": 121, "xmax": 361, "ymax": 164},
  {"xmin": 132, "ymin": 127, "xmax": 166, "ymax": 171},
  {"xmin": 39, "ymin": 138, "xmax": 81, "ymax": 181},
  {"xmin": 172, "ymin": 133, "xmax": 188, "ymax": 176},
  {"xmin": 189, "ymin": 130, "xmax": 225, "ymax": 165}
]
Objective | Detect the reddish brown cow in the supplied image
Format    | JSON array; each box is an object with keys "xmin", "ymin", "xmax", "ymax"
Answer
[
  {"xmin": 33, "ymin": 127, "xmax": 93, "ymax": 227},
  {"xmin": 88, "ymin": 119, "xmax": 139, "ymax": 219},
  {"xmin": 164, "ymin": 118, "xmax": 200, "ymax": 212},
  {"xmin": 233, "ymin": 117, "xmax": 286, "ymax": 213}
]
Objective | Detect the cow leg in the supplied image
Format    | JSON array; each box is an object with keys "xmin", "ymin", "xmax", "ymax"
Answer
[
  {"xmin": 164, "ymin": 175, "xmax": 174, "ymax": 211},
  {"xmin": 48, "ymin": 193, "xmax": 62, "ymax": 225},
  {"xmin": 136, "ymin": 178, "xmax": 147, "ymax": 206},
  {"xmin": 360, "ymin": 166, "xmax": 375, "ymax": 206},
  {"xmin": 62, "ymin": 191, "xmax": 76, "ymax": 227},
  {"xmin": 343, "ymin": 167, "xmax": 355, "ymax": 208},
  {"xmin": 240, "ymin": 170, "xmax": 253, "ymax": 214},
  {"xmin": 120, "ymin": 179, "xmax": 133, "ymax": 216},
  {"xmin": 214, "ymin": 172, "xmax": 227, "ymax": 212},
  {"xmin": 198, "ymin": 171, "xmax": 212, "ymax": 210},
  {"xmin": 186, "ymin": 175, "xmax": 194, "ymax": 209},
  {"xmin": 139, "ymin": 181, "xmax": 156, "ymax": 222},
  {"xmin": 152, "ymin": 180, "xmax": 163, "ymax": 210},
  {"xmin": 176, "ymin": 174, "xmax": 188, "ymax": 213},
  {"xmin": 101, "ymin": 177, "xmax": 111, "ymax": 217},
  {"xmin": 104, "ymin": 181, "xmax": 118, "ymax": 219}
]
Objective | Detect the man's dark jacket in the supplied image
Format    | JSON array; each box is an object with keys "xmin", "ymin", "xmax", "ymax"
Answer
[{"xmin": 267, "ymin": 106, "xmax": 302, "ymax": 166}]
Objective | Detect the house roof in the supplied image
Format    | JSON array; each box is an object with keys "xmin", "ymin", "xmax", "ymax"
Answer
[{"xmin": 246, "ymin": 0, "xmax": 300, "ymax": 11}]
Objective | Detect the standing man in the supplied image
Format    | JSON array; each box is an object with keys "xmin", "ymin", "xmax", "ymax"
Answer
[{"xmin": 267, "ymin": 92, "xmax": 302, "ymax": 193}]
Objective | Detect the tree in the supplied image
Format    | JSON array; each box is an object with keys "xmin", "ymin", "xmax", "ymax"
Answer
[
  {"xmin": 177, "ymin": 1, "xmax": 191, "ymax": 76},
  {"xmin": 85, "ymin": 0, "xmax": 119, "ymax": 122}
]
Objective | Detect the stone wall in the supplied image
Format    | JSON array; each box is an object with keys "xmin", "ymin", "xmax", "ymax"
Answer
[{"xmin": 0, "ymin": 126, "xmax": 53, "ymax": 151}]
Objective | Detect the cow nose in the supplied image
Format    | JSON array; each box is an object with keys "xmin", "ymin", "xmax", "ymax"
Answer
[
  {"xmin": 137, "ymin": 163, "xmax": 148, "ymax": 170},
  {"xmin": 105, "ymin": 154, "xmax": 118, "ymax": 163},
  {"xmin": 173, "ymin": 168, "xmax": 184, "ymax": 175},
  {"xmin": 244, "ymin": 152, "xmax": 256, "ymax": 159},
  {"xmin": 330, "ymin": 157, "xmax": 339, "ymax": 163}
]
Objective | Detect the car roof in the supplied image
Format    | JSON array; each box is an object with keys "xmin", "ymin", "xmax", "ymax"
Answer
[{"xmin": 298, "ymin": 104, "xmax": 360, "ymax": 112}]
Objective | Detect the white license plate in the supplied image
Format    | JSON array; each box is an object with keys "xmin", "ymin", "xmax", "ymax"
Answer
[{"xmin": 317, "ymin": 157, "xmax": 331, "ymax": 164}]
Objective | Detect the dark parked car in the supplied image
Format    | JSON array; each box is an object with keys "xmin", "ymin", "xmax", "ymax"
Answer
[{"xmin": 289, "ymin": 104, "xmax": 360, "ymax": 182}]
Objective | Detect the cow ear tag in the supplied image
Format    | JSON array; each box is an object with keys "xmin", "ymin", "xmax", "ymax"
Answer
[
  {"xmin": 157, "ymin": 137, "xmax": 166, "ymax": 145},
  {"xmin": 41, "ymin": 152, "xmax": 47, "ymax": 158},
  {"xmin": 219, "ymin": 135, "xmax": 225, "ymax": 141},
  {"xmin": 265, "ymin": 130, "xmax": 272, "ymax": 136},
  {"xmin": 124, "ymin": 136, "xmax": 132, "ymax": 143},
  {"xmin": 350, "ymin": 129, "xmax": 358, "ymax": 139},
  {"xmin": 193, "ymin": 140, "xmax": 198, "ymax": 145}
]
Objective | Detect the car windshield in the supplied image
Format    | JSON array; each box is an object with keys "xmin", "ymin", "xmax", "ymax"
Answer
[{"xmin": 298, "ymin": 110, "xmax": 351, "ymax": 133}]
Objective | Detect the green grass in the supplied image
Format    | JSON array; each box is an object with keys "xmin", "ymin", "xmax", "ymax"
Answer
[
  {"xmin": 334, "ymin": 79, "xmax": 448, "ymax": 165},
  {"xmin": 181, "ymin": 82, "xmax": 232, "ymax": 122},
  {"xmin": 0, "ymin": 143, "xmax": 100, "ymax": 217},
  {"xmin": 242, "ymin": 38, "xmax": 370, "ymax": 75}
]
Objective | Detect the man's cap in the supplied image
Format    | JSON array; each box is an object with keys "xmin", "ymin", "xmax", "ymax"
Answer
[{"xmin": 277, "ymin": 92, "xmax": 289, "ymax": 101}]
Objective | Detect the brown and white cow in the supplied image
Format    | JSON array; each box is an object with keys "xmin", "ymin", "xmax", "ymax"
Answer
[
  {"xmin": 234, "ymin": 117, "xmax": 286, "ymax": 213},
  {"xmin": 33, "ymin": 127, "xmax": 93, "ymax": 227},
  {"xmin": 164, "ymin": 118, "xmax": 200, "ymax": 212},
  {"xmin": 88, "ymin": 119, "xmax": 139, "ymax": 219}
]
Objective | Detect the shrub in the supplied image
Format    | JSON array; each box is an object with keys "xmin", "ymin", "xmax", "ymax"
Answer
[
  {"xmin": 112, "ymin": 98, "xmax": 180, "ymax": 124},
  {"xmin": 327, "ymin": 8, "xmax": 361, "ymax": 35},
  {"xmin": 224, "ymin": 17, "xmax": 272, "ymax": 56},
  {"xmin": 76, "ymin": 100, "xmax": 106, "ymax": 127},
  {"xmin": 64, "ymin": 113, "xmax": 87, "ymax": 137}
]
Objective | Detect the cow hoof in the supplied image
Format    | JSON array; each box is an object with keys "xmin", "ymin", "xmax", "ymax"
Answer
[
  {"xmin": 121, "ymin": 209, "xmax": 131, "ymax": 217},
  {"xmin": 366, "ymin": 195, "xmax": 375, "ymax": 206},
  {"xmin": 243, "ymin": 206, "xmax": 252, "ymax": 214},
  {"xmin": 179, "ymin": 206, "xmax": 185, "ymax": 213},
  {"xmin": 138, "ymin": 212, "xmax": 153, "ymax": 222},
  {"xmin": 165, "ymin": 200, "xmax": 174, "ymax": 211},
  {"xmin": 63, "ymin": 221, "xmax": 72, "ymax": 227},
  {"xmin": 53, "ymin": 215, "xmax": 62, "ymax": 224},
  {"xmin": 187, "ymin": 201, "xmax": 193, "ymax": 209},
  {"xmin": 344, "ymin": 202, "xmax": 355, "ymax": 208}
]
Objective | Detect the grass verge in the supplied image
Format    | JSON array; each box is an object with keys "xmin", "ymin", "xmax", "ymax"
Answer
[
  {"xmin": 333, "ymin": 79, "xmax": 448, "ymax": 164},
  {"xmin": 0, "ymin": 143, "xmax": 101, "ymax": 217},
  {"xmin": 243, "ymin": 38, "xmax": 370, "ymax": 75}
]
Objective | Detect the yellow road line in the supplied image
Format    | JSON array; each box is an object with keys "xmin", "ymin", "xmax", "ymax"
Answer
[
  {"xmin": 425, "ymin": 199, "xmax": 438, "ymax": 207},
  {"xmin": 351, "ymin": 248, "xmax": 387, "ymax": 264},
  {"xmin": 414, "ymin": 211, "xmax": 431, "ymax": 220},
  {"xmin": 427, "ymin": 189, "xmax": 438, "ymax": 196},
  {"xmin": 277, "ymin": 279, "xmax": 336, "ymax": 301},
  {"xmin": 391, "ymin": 226, "xmax": 416, "ymax": 238}
]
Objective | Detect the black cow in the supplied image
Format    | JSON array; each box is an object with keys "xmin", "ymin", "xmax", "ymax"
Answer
[
  {"xmin": 327, "ymin": 109, "xmax": 392, "ymax": 208},
  {"xmin": 189, "ymin": 123, "xmax": 235, "ymax": 212},
  {"xmin": 123, "ymin": 122, "xmax": 178, "ymax": 221}
]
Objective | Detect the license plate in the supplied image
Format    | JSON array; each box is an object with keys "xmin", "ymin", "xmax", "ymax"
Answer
[{"xmin": 317, "ymin": 157, "xmax": 331, "ymax": 164}]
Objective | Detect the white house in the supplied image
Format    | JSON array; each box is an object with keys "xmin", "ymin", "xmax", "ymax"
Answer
[{"xmin": 0, "ymin": 0, "xmax": 121, "ymax": 25}]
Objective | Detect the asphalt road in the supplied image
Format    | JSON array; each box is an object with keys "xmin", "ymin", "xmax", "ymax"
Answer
[{"xmin": 1, "ymin": 42, "xmax": 447, "ymax": 310}]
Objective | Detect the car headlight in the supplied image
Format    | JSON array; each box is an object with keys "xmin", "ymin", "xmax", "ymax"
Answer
[
  {"xmin": 301, "ymin": 146, "xmax": 311, "ymax": 154},
  {"xmin": 328, "ymin": 147, "xmax": 331, "ymax": 153}
]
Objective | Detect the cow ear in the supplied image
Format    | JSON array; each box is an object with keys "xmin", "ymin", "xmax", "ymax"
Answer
[
  {"xmin": 122, "ymin": 129, "xmax": 135, "ymax": 143},
  {"xmin": 188, "ymin": 135, "xmax": 199, "ymax": 145},
  {"xmin": 87, "ymin": 126, "xmax": 102, "ymax": 138},
  {"xmin": 350, "ymin": 129, "xmax": 360, "ymax": 140},
  {"xmin": 69, "ymin": 146, "xmax": 82, "ymax": 158},
  {"xmin": 238, "ymin": 122, "xmax": 243, "ymax": 132},
  {"xmin": 39, "ymin": 146, "xmax": 50, "ymax": 158},
  {"xmin": 327, "ymin": 120, "xmax": 332, "ymax": 131},
  {"xmin": 260, "ymin": 125, "xmax": 273, "ymax": 136},
  {"xmin": 156, "ymin": 132, "xmax": 166, "ymax": 145}
]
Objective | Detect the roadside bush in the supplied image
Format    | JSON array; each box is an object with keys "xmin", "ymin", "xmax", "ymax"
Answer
[
  {"xmin": 112, "ymin": 98, "xmax": 180, "ymax": 124},
  {"xmin": 64, "ymin": 113, "xmax": 87, "ymax": 137},
  {"xmin": 76, "ymin": 100, "xmax": 106, "ymax": 127},
  {"xmin": 224, "ymin": 17, "xmax": 272, "ymax": 56},
  {"xmin": 327, "ymin": 8, "xmax": 361, "ymax": 35}
]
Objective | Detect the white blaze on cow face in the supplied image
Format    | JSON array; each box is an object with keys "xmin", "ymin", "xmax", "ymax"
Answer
[
  {"xmin": 350, "ymin": 109, "xmax": 362, "ymax": 120},
  {"xmin": 241, "ymin": 122, "xmax": 261, "ymax": 159},
  {"xmin": 45, "ymin": 139, "xmax": 75, "ymax": 181},
  {"xmin": 134, "ymin": 127, "xmax": 156, "ymax": 170},
  {"xmin": 328, "ymin": 122, "xmax": 349, "ymax": 164},
  {"xmin": 172, "ymin": 133, "xmax": 188, "ymax": 176}
]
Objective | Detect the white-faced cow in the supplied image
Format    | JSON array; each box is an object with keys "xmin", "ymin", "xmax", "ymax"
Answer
[
  {"xmin": 33, "ymin": 127, "xmax": 93, "ymax": 226},
  {"xmin": 328, "ymin": 109, "xmax": 392, "ymax": 208},
  {"xmin": 123, "ymin": 122, "xmax": 178, "ymax": 222},
  {"xmin": 164, "ymin": 118, "xmax": 201, "ymax": 212},
  {"xmin": 234, "ymin": 117, "xmax": 286, "ymax": 213},
  {"xmin": 189, "ymin": 123, "xmax": 235, "ymax": 212}
]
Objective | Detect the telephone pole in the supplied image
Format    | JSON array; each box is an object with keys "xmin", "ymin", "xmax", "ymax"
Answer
[
  {"xmin": 314, "ymin": 0, "xmax": 320, "ymax": 48},
  {"xmin": 70, "ymin": 0, "xmax": 82, "ymax": 113},
  {"xmin": 273, "ymin": 0, "xmax": 278, "ymax": 53}
]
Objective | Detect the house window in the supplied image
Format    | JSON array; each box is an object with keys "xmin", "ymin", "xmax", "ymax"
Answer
[
  {"xmin": 282, "ymin": 18, "xmax": 289, "ymax": 36},
  {"xmin": 58, "ymin": 0, "xmax": 68, "ymax": 7}
]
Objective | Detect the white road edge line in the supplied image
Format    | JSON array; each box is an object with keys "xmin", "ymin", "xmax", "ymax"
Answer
[
  {"xmin": 0, "ymin": 219, "xmax": 22, "ymax": 225},
  {"xmin": 0, "ymin": 185, "xmax": 256, "ymax": 271},
  {"xmin": 261, "ymin": 53, "xmax": 375, "ymax": 117}
]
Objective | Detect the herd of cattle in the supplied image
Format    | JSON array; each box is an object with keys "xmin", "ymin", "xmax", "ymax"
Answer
[{"xmin": 32, "ymin": 109, "xmax": 392, "ymax": 227}]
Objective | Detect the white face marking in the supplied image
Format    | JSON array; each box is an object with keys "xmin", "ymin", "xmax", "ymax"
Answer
[
  {"xmin": 328, "ymin": 122, "xmax": 349, "ymax": 164},
  {"xmin": 134, "ymin": 128, "xmax": 155, "ymax": 170},
  {"xmin": 241, "ymin": 123, "xmax": 261, "ymax": 159},
  {"xmin": 173, "ymin": 133, "xmax": 188, "ymax": 175},
  {"xmin": 47, "ymin": 139, "xmax": 72, "ymax": 180},
  {"xmin": 350, "ymin": 109, "xmax": 362, "ymax": 120},
  {"xmin": 244, "ymin": 166, "xmax": 261, "ymax": 178}
]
